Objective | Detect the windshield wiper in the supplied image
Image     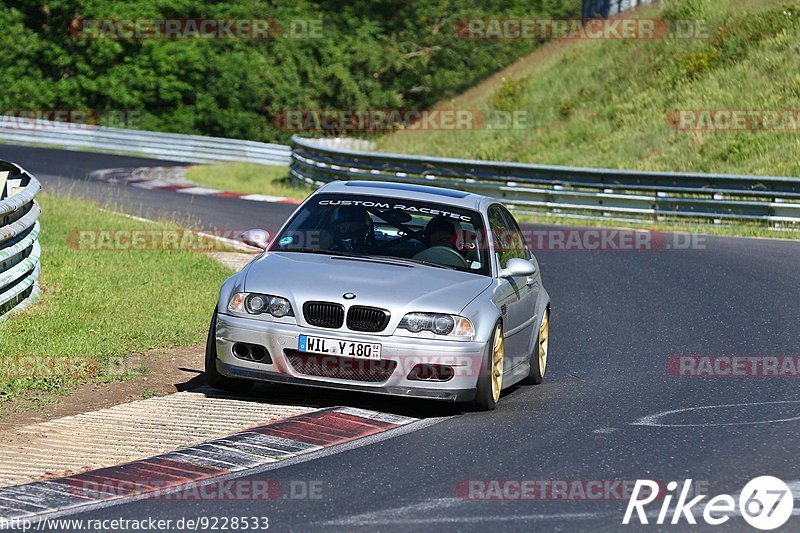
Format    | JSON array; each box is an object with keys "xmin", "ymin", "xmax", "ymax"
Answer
[
  {"xmin": 367, "ymin": 255, "xmax": 457, "ymax": 270},
  {"xmin": 274, "ymin": 247, "xmax": 358, "ymax": 258},
  {"xmin": 276, "ymin": 248, "xmax": 456, "ymax": 270}
]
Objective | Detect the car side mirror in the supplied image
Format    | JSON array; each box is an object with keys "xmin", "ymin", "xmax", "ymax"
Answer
[
  {"xmin": 499, "ymin": 258, "xmax": 536, "ymax": 278},
  {"xmin": 240, "ymin": 229, "xmax": 270, "ymax": 250}
]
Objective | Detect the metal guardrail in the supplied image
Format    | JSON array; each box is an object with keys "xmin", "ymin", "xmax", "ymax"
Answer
[
  {"xmin": 290, "ymin": 135, "xmax": 800, "ymax": 225},
  {"xmin": 0, "ymin": 161, "xmax": 41, "ymax": 323},
  {"xmin": 583, "ymin": 0, "xmax": 656, "ymax": 19},
  {"xmin": 0, "ymin": 117, "xmax": 290, "ymax": 166}
]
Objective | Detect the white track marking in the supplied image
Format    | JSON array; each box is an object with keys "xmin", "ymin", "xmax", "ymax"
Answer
[
  {"xmin": 175, "ymin": 186, "xmax": 224, "ymax": 195},
  {"xmin": 322, "ymin": 497, "xmax": 605, "ymax": 526},
  {"xmin": 632, "ymin": 400, "xmax": 800, "ymax": 427},
  {"xmin": 239, "ymin": 194, "xmax": 292, "ymax": 202}
]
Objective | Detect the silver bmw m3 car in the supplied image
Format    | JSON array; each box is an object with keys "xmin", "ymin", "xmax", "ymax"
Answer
[{"xmin": 206, "ymin": 180, "xmax": 550, "ymax": 410}]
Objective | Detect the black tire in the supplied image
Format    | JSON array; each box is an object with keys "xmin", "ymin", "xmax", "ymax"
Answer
[
  {"xmin": 470, "ymin": 321, "xmax": 504, "ymax": 411},
  {"xmin": 205, "ymin": 310, "xmax": 254, "ymax": 393},
  {"xmin": 522, "ymin": 309, "xmax": 549, "ymax": 385}
]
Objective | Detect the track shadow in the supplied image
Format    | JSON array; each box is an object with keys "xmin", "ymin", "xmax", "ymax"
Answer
[
  {"xmin": 185, "ymin": 370, "xmax": 474, "ymax": 419},
  {"xmin": 174, "ymin": 367, "xmax": 206, "ymax": 392}
]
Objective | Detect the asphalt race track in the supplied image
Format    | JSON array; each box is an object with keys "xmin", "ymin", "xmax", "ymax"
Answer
[{"xmin": 3, "ymin": 144, "xmax": 800, "ymax": 531}]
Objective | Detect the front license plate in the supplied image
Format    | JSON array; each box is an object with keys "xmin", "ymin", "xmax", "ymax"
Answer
[{"xmin": 298, "ymin": 335, "xmax": 382, "ymax": 360}]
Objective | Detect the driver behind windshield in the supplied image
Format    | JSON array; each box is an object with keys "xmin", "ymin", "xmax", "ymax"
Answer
[
  {"xmin": 423, "ymin": 216, "xmax": 458, "ymax": 249},
  {"xmin": 330, "ymin": 206, "xmax": 372, "ymax": 252}
]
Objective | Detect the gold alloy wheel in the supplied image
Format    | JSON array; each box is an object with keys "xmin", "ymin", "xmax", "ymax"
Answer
[
  {"xmin": 491, "ymin": 324, "xmax": 505, "ymax": 403},
  {"xmin": 538, "ymin": 311, "xmax": 549, "ymax": 377}
]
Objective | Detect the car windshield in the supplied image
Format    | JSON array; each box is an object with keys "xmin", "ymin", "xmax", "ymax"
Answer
[{"xmin": 270, "ymin": 193, "xmax": 490, "ymax": 275}]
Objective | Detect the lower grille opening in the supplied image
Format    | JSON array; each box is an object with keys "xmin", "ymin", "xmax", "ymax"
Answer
[
  {"xmin": 232, "ymin": 342, "xmax": 272, "ymax": 364},
  {"xmin": 407, "ymin": 364, "xmax": 455, "ymax": 382},
  {"xmin": 284, "ymin": 350, "xmax": 397, "ymax": 383}
]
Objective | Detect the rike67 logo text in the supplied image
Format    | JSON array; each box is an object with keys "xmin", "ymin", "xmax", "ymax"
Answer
[{"xmin": 624, "ymin": 477, "xmax": 794, "ymax": 530}]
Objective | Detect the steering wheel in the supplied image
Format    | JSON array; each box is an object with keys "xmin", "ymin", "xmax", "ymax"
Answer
[{"xmin": 412, "ymin": 246, "xmax": 468, "ymax": 269}]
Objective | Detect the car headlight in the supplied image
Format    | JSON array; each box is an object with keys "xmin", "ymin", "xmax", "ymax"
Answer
[
  {"xmin": 228, "ymin": 292, "xmax": 294, "ymax": 318},
  {"xmin": 397, "ymin": 313, "xmax": 474, "ymax": 337}
]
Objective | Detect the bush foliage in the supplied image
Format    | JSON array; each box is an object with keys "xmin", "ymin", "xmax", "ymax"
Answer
[
  {"xmin": 1, "ymin": 0, "xmax": 577, "ymax": 143},
  {"xmin": 379, "ymin": 0, "xmax": 800, "ymax": 178}
]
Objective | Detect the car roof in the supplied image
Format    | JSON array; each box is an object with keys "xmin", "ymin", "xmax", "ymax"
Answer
[{"xmin": 315, "ymin": 180, "xmax": 488, "ymax": 210}]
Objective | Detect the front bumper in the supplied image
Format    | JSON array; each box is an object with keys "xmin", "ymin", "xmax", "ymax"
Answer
[{"xmin": 215, "ymin": 313, "xmax": 487, "ymax": 402}]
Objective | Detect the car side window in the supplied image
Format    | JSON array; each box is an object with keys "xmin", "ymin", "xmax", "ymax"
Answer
[
  {"xmin": 498, "ymin": 206, "xmax": 531, "ymax": 262},
  {"xmin": 488, "ymin": 205, "xmax": 517, "ymax": 269}
]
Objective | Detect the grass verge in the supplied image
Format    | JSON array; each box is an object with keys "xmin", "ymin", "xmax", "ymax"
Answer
[
  {"xmin": 378, "ymin": 0, "xmax": 800, "ymax": 178},
  {"xmin": 185, "ymin": 163, "xmax": 313, "ymax": 201},
  {"xmin": 0, "ymin": 193, "xmax": 233, "ymax": 406}
]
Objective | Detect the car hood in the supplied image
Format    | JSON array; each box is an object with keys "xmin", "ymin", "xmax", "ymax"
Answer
[{"xmin": 244, "ymin": 252, "xmax": 492, "ymax": 316}]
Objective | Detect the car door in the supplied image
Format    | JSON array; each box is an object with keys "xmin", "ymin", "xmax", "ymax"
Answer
[{"xmin": 488, "ymin": 204, "xmax": 538, "ymax": 369}]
